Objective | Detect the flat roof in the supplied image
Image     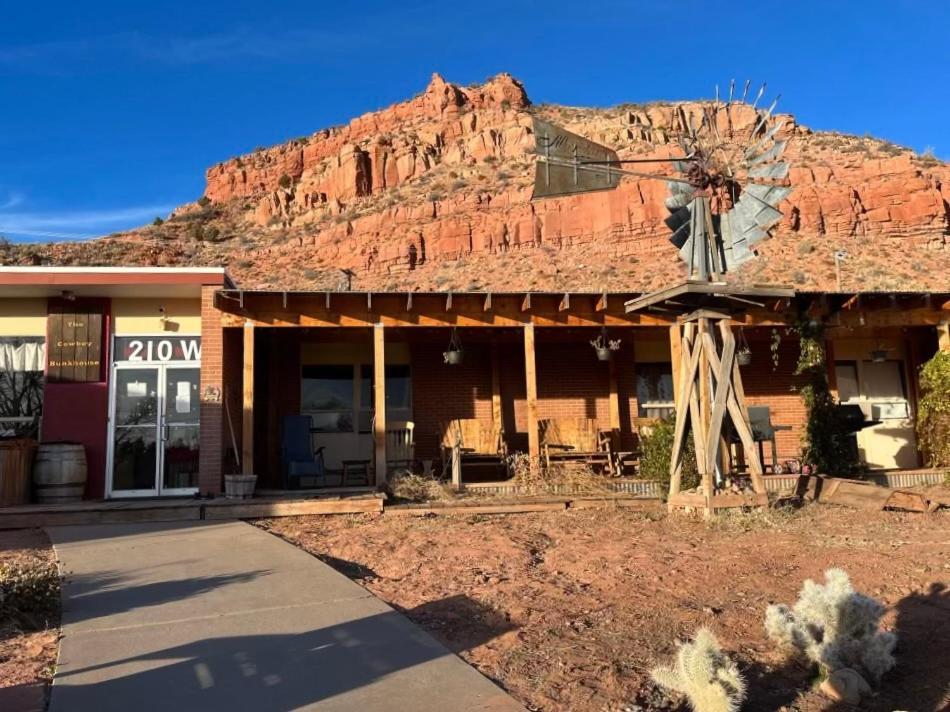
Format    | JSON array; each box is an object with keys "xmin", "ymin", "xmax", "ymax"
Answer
[{"xmin": 0, "ymin": 266, "xmax": 232, "ymax": 298}]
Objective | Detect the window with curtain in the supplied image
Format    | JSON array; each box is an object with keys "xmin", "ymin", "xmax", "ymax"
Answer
[
  {"xmin": 636, "ymin": 363, "xmax": 675, "ymax": 419},
  {"xmin": 0, "ymin": 337, "xmax": 46, "ymax": 438}
]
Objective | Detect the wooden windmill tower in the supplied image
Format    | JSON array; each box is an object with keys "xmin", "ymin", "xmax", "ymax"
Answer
[{"xmin": 531, "ymin": 83, "xmax": 795, "ymax": 514}]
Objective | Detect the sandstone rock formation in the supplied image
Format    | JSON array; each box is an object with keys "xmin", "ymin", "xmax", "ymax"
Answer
[{"xmin": 11, "ymin": 73, "xmax": 950, "ymax": 293}]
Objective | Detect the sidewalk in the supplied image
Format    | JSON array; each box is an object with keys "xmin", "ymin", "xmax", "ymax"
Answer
[{"xmin": 47, "ymin": 521, "xmax": 522, "ymax": 711}]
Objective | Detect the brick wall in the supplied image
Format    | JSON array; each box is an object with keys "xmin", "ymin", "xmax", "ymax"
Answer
[
  {"xmin": 198, "ymin": 286, "xmax": 224, "ymax": 494},
  {"xmin": 740, "ymin": 332, "xmax": 809, "ymax": 463}
]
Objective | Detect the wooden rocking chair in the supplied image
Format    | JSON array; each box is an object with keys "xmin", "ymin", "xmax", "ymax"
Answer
[
  {"xmin": 386, "ymin": 421, "xmax": 416, "ymax": 476},
  {"xmin": 539, "ymin": 417, "xmax": 614, "ymax": 475},
  {"xmin": 439, "ymin": 418, "xmax": 508, "ymax": 486}
]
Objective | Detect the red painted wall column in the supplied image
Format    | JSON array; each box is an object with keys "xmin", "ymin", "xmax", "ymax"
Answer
[{"xmin": 40, "ymin": 298, "xmax": 111, "ymax": 499}]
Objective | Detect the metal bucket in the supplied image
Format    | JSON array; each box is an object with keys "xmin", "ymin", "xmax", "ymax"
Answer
[{"xmin": 34, "ymin": 442, "xmax": 87, "ymax": 504}]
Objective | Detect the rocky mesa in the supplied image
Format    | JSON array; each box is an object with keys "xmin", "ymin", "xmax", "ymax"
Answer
[{"xmin": 9, "ymin": 72, "xmax": 949, "ymax": 293}]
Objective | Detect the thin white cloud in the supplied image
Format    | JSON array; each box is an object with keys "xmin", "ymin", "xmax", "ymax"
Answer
[
  {"xmin": 0, "ymin": 203, "xmax": 173, "ymax": 241},
  {"xmin": 0, "ymin": 192, "xmax": 25, "ymax": 210},
  {"xmin": 0, "ymin": 27, "xmax": 361, "ymax": 71}
]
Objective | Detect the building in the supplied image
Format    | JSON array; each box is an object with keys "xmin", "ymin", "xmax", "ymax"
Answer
[{"xmin": 0, "ymin": 266, "xmax": 947, "ymax": 501}]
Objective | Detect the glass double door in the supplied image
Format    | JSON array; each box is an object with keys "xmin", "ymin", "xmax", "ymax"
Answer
[{"xmin": 109, "ymin": 365, "xmax": 200, "ymax": 497}]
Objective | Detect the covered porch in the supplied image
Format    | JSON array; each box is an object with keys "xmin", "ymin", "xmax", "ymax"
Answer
[{"xmin": 210, "ymin": 288, "xmax": 950, "ymax": 494}]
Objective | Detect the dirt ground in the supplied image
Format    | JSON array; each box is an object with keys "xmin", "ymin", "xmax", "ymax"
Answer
[
  {"xmin": 0, "ymin": 528, "xmax": 59, "ymax": 692},
  {"xmin": 259, "ymin": 501, "xmax": 950, "ymax": 712}
]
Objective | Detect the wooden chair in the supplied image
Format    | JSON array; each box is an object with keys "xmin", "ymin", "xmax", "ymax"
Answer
[
  {"xmin": 539, "ymin": 417, "xmax": 614, "ymax": 475},
  {"xmin": 386, "ymin": 421, "xmax": 415, "ymax": 476},
  {"xmin": 439, "ymin": 419, "xmax": 507, "ymax": 485}
]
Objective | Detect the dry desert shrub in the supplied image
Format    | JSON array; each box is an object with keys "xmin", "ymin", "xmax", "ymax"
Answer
[
  {"xmin": 507, "ymin": 452, "xmax": 613, "ymax": 496},
  {"xmin": 388, "ymin": 472, "xmax": 453, "ymax": 503}
]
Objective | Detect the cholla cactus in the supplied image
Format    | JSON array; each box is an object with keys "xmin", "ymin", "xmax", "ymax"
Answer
[
  {"xmin": 765, "ymin": 568, "xmax": 896, "ymax": 684},
  {"xmin": 650, "ymin": 627, "xmax": 746, "ymax": 712}
]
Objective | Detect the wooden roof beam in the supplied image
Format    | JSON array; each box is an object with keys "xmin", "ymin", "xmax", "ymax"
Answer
[
  {"xmin": 522, "ymin": 293, "xmax": 532, "ymax": 312},
  {"xmin": 406, "ymin": 291, "xmax": 413, "ymax": 311},
  {"xmin": 596, "ymin": 291, "xmax": 608, "ymax": 312},
  {"xmin": 559, "ymin": 293, "xmax": 570, "ymax": 312},
  {"xmin": 483, "ymin": 292, "xmax": 492, "ymax": 312},
  {"xmin": 445, "ymin": 292, "xmax": 453, "ymax": 311}
]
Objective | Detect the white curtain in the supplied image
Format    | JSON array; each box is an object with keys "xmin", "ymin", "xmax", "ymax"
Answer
[{"xmin": 0, "ymin": 340, "xmax": 45, "ymax": 372}]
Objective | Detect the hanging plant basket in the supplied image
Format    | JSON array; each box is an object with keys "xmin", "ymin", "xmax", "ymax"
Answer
[
  {"xmin": 736, "ymin": 327, "xmax": 752, "ymax": 366},
  {"xmin": 443, "ymin": 327, "xmax": 464, "ymax": 365},
  {"xmin": 443, "ymin": 348, "xmax": 464, "ymax": 365},
  {"xmin": 870, "ymin": 349, "xmax": 888, "ymax": 363},
  {"xmin": 590, "ymin": 327, "xmax": 620, "ymax": 362}
]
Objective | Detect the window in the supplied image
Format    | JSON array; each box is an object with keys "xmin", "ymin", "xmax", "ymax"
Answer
[
  {"xmin": 637, "ymin": 363, "xmax": 675, "ymax": 419},
  {"xmin": 0, "ymin": 337, "xmax": 45, "ymax": 438},
  {"xmin": 834, "ymin": 361, "xmax": 859, "ymax": 403},
  {"xmin": 358, "ymin": 364, "xmax": 412, "ymax": 433},
  {"xmin": 302, "ymin": 363, "xmax": 412, "ymax": 434},
  {"xmin": 302, "ymin": 365, "xmax": 354, "ymax": 433}
]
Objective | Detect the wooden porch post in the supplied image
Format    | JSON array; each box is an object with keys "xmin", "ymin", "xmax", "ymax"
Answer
[
  {"xmin": 669, "ymin": 324, "xmax": 682, "ymax": 405},
  {"xmin": 373, "ymin": 323, "xmax": 387, "ymax": 487},
  {"xmin": 524, "ymin": 324, "xmax": 539, "ymax": 465},
  {"xmin": 608, "ymin": 356, "xmax": 621, "ymax": 432},
  {"xmin": 939, "ymin": 322, "xmax": 950, "ymax": 352},
  {"xmin": 491, "ymin": 340, "xmax": 502, "ymax": 427},
  {"xmin": 242, "ymin": 322, "xmax": 255, "ymax": 475}
]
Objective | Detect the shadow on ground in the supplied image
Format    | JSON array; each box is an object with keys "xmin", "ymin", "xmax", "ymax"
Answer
[{"xmin": 52, "ymin": 593, "xmax": 516, "ymax": 712}]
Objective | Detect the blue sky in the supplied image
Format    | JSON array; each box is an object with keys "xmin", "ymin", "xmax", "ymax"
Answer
[{"xmin": 1, "ymin": 1, "xmax": 947, "ymax": 242}]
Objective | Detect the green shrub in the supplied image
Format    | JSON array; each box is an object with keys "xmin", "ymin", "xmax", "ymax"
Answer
[
  {"xmin": 152, "ymin": 216, "xmax": 164, "ymax": 226},
  {"xmin": 917, "ymin": 350, "xmax": 950, "ymax": 467},
  {"xmin": 197, "ymin": 196, "xmax": 211, "ymax": 207},
  {"xmin": 0, "ymin": 559, "xmax": 61, "ymax": 630},
  {"xmin": 639, "ymin": 416, "xmax": 700, "ymax": 492},
  {"xmin": 278, "ymin": 174, "xmax": 292, "ymax": 189}
]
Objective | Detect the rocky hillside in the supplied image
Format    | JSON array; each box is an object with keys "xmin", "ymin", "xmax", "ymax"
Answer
[{"xmin": 7, "ymin": 73, "xmax": 949, "ymax": 293}]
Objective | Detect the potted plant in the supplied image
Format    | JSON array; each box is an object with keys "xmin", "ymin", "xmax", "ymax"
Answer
[
  {"xmin": 590, "ymin": 327, "xmax": 621, "ymax": 362},
  {"xmin": 443, "ymin": 327, "xmax": 464, "ymax": 365},
  {"xmin": 736, "ymin": 327, "xmax": 752, "ymax": 366}
]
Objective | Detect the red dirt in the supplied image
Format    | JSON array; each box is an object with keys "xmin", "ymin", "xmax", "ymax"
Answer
[
  {"xmin": 0, "ymin": 528, "xmax": 59, "ymax": 694},
  {"xmin": 258, "ymin": 502, "xmax": 950, "ymax": 712}
]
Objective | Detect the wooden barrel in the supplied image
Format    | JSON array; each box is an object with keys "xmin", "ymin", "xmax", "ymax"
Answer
[{"xmin": 33, "ymin": 443, "xmax": 87, "ymax": 504}]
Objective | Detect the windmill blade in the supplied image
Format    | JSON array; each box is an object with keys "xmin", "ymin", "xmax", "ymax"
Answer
[
  {"xmin": 748, "ymin": 139, "xmax": 788, "ymax": 166},
  {"xmin": 728, "ymin": 79, "xmax": 736, "ymax": 103},
  {"xmin": 741, "ymin": 79, "xmax": 751, "ymax": 103},
  {"xmin": 744, "ymin": 120, "xmax": 786, "ymax": 159},
  {"xmin": 750, "ymin": 83, "xmax": 767, "ymax": 110},
  {"xmin": 750, "ymin": 96, "xmax": 782, "ymax": 138},
  {"xmin": 749, "ymin": 162, "xmax": 790, "ymax": 180}
]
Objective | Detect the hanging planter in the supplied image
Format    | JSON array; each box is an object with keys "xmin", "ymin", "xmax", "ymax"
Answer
[
  {"xmin": 590, "ymin": 327, "xmax": 621, "ymax": 362},
  {"xmin": 736, "ymin": 327, "xmax": 752, "ymax": 366},
  {"xmin": 443, "ymin": 327, "xmax": 464, "ymax": 365},
  {"xmin": 870, "ymin": 347, "xmax": 888, "ymax": 363}
]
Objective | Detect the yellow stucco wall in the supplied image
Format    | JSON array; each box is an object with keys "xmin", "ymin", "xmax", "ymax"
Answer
[
  {"xmin": 0, "ymin": 299, "xmax": 48, "ymax": 336},
  {"xmin": 111, "ymin": 298, "xmax": 201, "ymax": 335}
]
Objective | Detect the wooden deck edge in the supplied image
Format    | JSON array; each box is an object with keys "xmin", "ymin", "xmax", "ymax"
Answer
[
  {"xmin": 385, "ymin": 502, "xmax": 569, "ymax": 516},
  {"xmin": 205, "ymin": 498, "xmax": 384, "ymax": 520},
  {"xmin": 0, "ymin": 505, "xmax": 202, "ymax": 529}
]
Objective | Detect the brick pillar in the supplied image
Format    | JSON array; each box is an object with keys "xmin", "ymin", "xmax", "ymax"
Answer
[{"xmin": 198, "ymin": 286, "xmax": 224, "ymax": 495}]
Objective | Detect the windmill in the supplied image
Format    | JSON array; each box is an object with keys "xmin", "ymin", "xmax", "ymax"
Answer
[{"xmin": 531, "ymin": 83, "xmax": 795, "ymax": 514}]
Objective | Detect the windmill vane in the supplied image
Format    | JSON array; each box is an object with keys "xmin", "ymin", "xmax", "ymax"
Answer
[{"xmin": 531, "ymin": 81, "xmax": 791, "ymax": 281}]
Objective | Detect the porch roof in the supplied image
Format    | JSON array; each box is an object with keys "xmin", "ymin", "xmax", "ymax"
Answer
[{"xmin": 214, "ymin": 285, "xmax": 950, "ymax": 330}]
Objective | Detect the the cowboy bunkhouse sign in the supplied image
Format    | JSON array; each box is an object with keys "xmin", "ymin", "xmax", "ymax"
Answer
[{"xmin": 47, "ymin": 304, "xmax": 104, "ymax": 382}]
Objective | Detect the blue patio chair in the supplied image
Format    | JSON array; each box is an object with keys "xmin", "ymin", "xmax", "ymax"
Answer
[{"xmin": 281, "ymin": 415, "xmax": 327, "ymax": 489}]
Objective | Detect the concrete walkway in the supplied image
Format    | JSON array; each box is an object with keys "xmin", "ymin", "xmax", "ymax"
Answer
[{"xmin": 47, "ymin": 521, "xmax": 522, "ymax": 712}]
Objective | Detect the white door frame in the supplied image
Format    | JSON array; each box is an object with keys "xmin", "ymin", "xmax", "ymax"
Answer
[{"xmin": 106, "ymin": 334, "xmax": 201, "ymax": 498}]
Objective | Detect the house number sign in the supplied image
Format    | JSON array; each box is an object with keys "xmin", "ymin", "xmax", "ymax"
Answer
[{"xmin": 114, "ymin": 336, "xmax": 201, "ymax": 363}]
